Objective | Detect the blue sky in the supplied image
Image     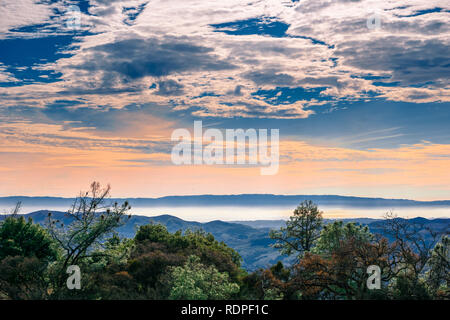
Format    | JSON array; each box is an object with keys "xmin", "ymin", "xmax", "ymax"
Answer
[{"xmin": 0, "ymin": 0, "xmax": 449, "ymax": 199}]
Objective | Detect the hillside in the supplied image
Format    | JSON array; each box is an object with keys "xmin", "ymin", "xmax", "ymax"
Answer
[
  {"xmin": 1, "ymin": 211, "xmax": 448, "ymax": 271},
  {"xmin": 0, "ymin": 211, "xmax": 290, "ymax": 270}
]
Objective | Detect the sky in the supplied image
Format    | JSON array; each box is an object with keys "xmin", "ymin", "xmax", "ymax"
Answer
[{"xmin": 0, "ymin": 0, "xmax": 449, "ymax": 200}]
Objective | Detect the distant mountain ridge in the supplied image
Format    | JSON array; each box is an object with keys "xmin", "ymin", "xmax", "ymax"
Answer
[{"xmin": 1, "ymin": 194, "xmax": 450, "ymax": 209}]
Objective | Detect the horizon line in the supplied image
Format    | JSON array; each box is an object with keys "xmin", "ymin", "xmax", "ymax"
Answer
[{"xmin": 1, "ymin": 193, "xmax": 450, "ymax": 203}]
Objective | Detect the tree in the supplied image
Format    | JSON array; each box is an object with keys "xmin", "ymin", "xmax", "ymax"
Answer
[
  {"xmin": 134, "ymin": 224, "xmax": 242, "ymax": 283},
  {"xmin": 312, "ymin": 221, "xmax": 373, "ymax": 256},
  {"xmin": 45, "ymin": 182, "xmax": 131, "ymax": 298},
  {"xmin": 381, "ymin": 212, "xmax": 448, "ymax": 299},
  {"xmin": 241, "ymin": 263, "xmax": 288, "ymax": 300},
  {"xmin": 381, "ymin": 212, "xmax": 444, "ymax": 278},
  {"xmin": 127, "ymin": 243, "xmax": 185, "ymax": 299},
  {"xmin": 0, "ymin": 203, "xmax": 58, "ymax": 300},
  {"xmin": 73, "ymin": 235, "xmax": 136, "ymax": 300},
  {"xmin": 0, "ymin": 255, "xmax": 50, "ymax": 300},
  {"xmin": 0, "ymin": 205, "xmax": 57, "ymax": 261},
  {"xmin": 290, "ymin": 222, "xmax": 395, "ymax": 300},
  {"xmin": 135, "ymin": 223, "xmax": 172, "ymax": 243},
  {"xmin": 269, "ymin": 200, "xmax": 323, "ymax": 259},
  {"xmin": 425, "ymin": 235, "xmax": 449, "ymax": 298},
  {"xmin": 168, "ymin": 255, "xmax": 239, "ymax": 300},
  {"xmin": 390, "ymin": 274, "xmax": 431, "ymax": 300}
]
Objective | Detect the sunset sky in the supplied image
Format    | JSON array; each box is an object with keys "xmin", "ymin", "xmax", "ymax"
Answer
[{"xmin": 0, "ymin": 0, "xmax": 449, "ymax": 200}]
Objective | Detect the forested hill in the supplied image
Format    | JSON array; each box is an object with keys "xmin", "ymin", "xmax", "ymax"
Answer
[{"xmin": 1, "ymin": 211, "xmax": 448, "ymax": 271}]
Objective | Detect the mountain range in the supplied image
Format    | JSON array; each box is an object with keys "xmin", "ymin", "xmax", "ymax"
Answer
[{"xmin": 1, "ymin": 194, "xmax": 450, "ymax": 209}]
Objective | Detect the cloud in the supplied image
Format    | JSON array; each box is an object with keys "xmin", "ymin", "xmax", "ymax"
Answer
[
  {"xmin": 243, "ymin": 69, "xmax": 295, "ymax": 86},
  {"xmin": 155, "ymin": 79, "xmax": 185, "ymax": 96},
  {"xmin": 1, "ymin": 0, "xmax": 447, "ymax": 119},
  {"xmin": 0, "ymin": 1, "xmax": 449, "ymax": 127},
  {"xmin": 0, "ymin": 0, "xmax": 54, "ymax": 35},
  {"xmin": 73, "ymin": 37, "xmax": 236, "ymax": 79},
  {"xmin": 334, "ymin": 37, "xmax": 449, "ymax": 86}
]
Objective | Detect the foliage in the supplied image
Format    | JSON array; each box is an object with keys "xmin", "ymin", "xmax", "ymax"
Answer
[
  {"xmin": 0, "ymin": 205, "xmax": 57, "ymax": 261},
  {"xmin": 381, "ymin": 212, "xmax": 448, "ymax": 299},
  {"xmin": 269, "ymin": 200, "xmax": 323, "ymax": 259},
  {"xmin": 291, "ymin": 238, "xmax": 394, "ymax": 299},
  {"xmin": 425, "ymin": 235, "xmax": 450, "ymax": 298},
  {"xmin": 45, "ymin": 182, "xmax": 132, "ymax": 298},
  {"xmin": 240, "ymin": 263, "xmax": 287, "ymax": 300},
  {"xmin": 135, "ymin": 224, "xmax": 242, "ymax": 282},
  {"xmin": 0, "ymin": 204, "xmax": 57, "ymax": 300},
  {"xmin": 312, "ymin": 221, "xmax": 373, "ymax": 256},
  {"xmin": 64, "ymin": 235, "xmax": 136, "ymax": 300},
  {"xmin": 0, "ymin": 255, "xmax": 50, "ymax": 300},
  {"xmin": 168, "ymin": 255, "xmax": 240, "ymax": 300}
]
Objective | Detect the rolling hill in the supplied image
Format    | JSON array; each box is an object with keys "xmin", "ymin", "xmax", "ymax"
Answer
[{"xmin": 1, "ymin": 211, "xmax": 448, "ymax": 271}]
